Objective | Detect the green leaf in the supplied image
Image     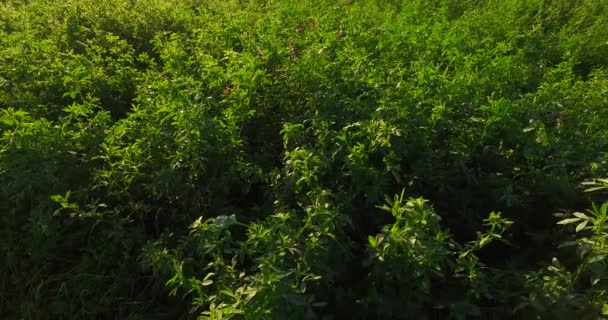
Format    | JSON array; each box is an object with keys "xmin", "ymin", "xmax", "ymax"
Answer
[
  {"xmin": 588, "ymin": 254, "xmax": 607, "ymax": 264},
  {"xmin": 572, "ymin": 212, "xmax": 589, "ymax": 219},
  {"xmin": 220, "ymin": 289, "xmax": 236, "ymax": 298},
  {"xmin": 557, "ymin": 240, "xmax": 578, "ymax": 248},
  {"xmin": 575, "ymin": 220, "xmax": 588, "ymax": 232},
  {"xmin": 368, "ymin": 235, "xmax": 377, "ymax": 248},
  {"xmin": 557, "ymin": 217, "xmax": 582, "ymax": 225},
  {"xmin": 584, "ymin": 186, "xmax": 607, "ymax": 193}
]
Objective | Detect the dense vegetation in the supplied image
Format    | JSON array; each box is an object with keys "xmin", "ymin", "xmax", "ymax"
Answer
[{"xmin": 1, "ymin": 0, "xmax": 607, "ymax": 318}]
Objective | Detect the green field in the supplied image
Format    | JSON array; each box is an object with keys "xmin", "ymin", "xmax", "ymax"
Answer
[{"xmin": 1, "ymin": 0, "xmax": 608, "ymax": 318}]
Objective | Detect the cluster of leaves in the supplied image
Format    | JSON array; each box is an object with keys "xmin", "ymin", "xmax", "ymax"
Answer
[{"xmin": 1, "ymin": 0, "xmax": 607, "ymax": 319}]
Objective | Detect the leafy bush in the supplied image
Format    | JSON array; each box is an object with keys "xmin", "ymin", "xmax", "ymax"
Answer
[{"xmin": 1, "ymin": 0, "xmax": 607, "ymax": 319}]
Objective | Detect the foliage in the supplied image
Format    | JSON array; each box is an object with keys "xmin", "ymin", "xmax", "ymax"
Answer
[{"xmin": 1, "ymin": 0, "xmax": 607, "ymax": 319}]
